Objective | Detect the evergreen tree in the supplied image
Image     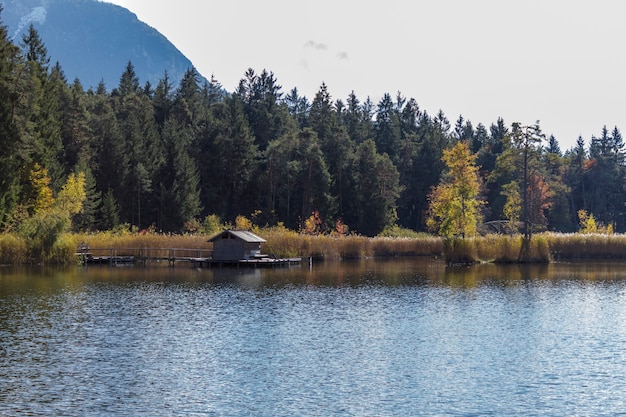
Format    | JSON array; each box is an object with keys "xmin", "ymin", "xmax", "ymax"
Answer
[
  {"xmin": 205, "ymin": 74, "xmax": 225, "ymax": 106},
  {"xmin": 158, "ymin": 116, "xmax": 202, "ymax": 231},
  {"xmin": 153, "ymin": 71, "xmax": 173, "ymax": 132},
  {"xmin": 585, "ymin": 126, "xmax": 626, "ymax": 229},
  {"xmin": 100, "ymin": 188, "xmax": 120, "ymax": 230},
  {"xmin": 374, "ymin": 93, "xmax": 402, "ymax": 159},
  {"xmin": 508, "ymin": 122, "xmax": 547, "ymax": 260},
  {"xmin": 0, "ymin": 11, "xmax": 22, "ymax": 227},
  {"xmin": 343, "ymin": 91, "xmax": 374, "ymax": 144},
  {"xmin": 114, "ymin": 68, "xmax": 163, "ymax": 228},
  {"xmin": 309, "ymin": 82, "xmax": 335, "ymax": 150},
  {"xmin": 236, "ymin": 68, "xmax": 289, "ymax": 150},
  {"xmin": 543, "ymin": 135, "xmax": 572, "ymax": 231},
  {"xmin": 116, "ymin": 60, "xmax": 140, "ymax": 97},
  {"xmin": 20, "ymin": 25, "xmax": 64, "ymax": 189},
  {"xmin": 199, "ymin": 95, "xmax": 259, "ymax": 220},
  {"xmin": 266, "ymin": 127, "xmax": 332, "ymax": 230},
  {"xmin": 479, "ymin": 118, "xmax": 509, "ymax": 220},
  {"xmin": 347, "ymin": 139, "xmax": 401, "ymax": 236},
  {"xmin": 408, "ymin": 111, "xmax": 451, "ymax": 230},
  {"xmin": 72, "ymin": 167, "xmax": 101, "ymax": 231},
  {"xmin": 284, "ymin": 87, "xmax": 310, "ymax": 128},
  {"xmin": 61, "ymin": 79, "xmax": 92, "ymax": 172},
  {"xmin": 88, "ymin": 81, "xmax": 126, "ymax": 206}
]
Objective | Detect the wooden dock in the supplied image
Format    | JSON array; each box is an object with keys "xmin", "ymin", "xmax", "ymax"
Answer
[
  {"xmin": 190, "ymin": 257, "xmax": 302, "ymax": 268},
  {"xmin": 76, "ymin": 247, "xmax": 302, "ymax": 268}
]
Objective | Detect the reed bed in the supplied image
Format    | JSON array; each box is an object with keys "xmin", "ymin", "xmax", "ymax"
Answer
[
  {"xmin": 547, "ymin": 232, "xmax": 626, "ymax": 260},
  {"xmin": 5, "ymin": 227, "xmax": 626, "ymax": 266},
  {"xmin": 444, "ymin": 234, "xmax": 552, "ymax": 264},
  {"xmin": 0, "ymin": 234, "xmax": 27, "ymax": 265},
  {"xmin": 262, "ymin": 227, "xmax": 444, "ymax": 260},
  {"xmin": 73, "ymin": 231, "xmax": 211, "ymax": 251}
]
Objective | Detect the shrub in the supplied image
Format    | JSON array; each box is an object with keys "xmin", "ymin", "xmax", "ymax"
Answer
[
  {"xmin": 0, "ymin": 234, "xmax": 27, "ymax": 265},
  {"xmin": 19, "ymin": 210, "xmax": 70, "ymax": 263},
  {"xmin": 443, "ymin": 238, "xmax": 479, "ymax": 265}
]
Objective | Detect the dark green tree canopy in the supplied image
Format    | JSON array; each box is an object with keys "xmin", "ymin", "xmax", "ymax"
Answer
[{"xmin": 1, "ymin": 22, "xmax": 624, "ymax": 235}]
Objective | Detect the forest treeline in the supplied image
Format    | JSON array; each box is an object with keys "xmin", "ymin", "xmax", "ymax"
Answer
[{"xmin": 1, "ymin": 21, "xmax": 625, "ymax": 237}]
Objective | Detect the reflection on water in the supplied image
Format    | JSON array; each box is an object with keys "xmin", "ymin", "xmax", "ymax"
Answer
[{"xmin": 2, "ymin": 259, "xmax": 626, "ymax": 416}]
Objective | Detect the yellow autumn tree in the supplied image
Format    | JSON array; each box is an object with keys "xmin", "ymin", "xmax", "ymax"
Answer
[
  {"xmin": 55, "ymin": 171, "xmax": 87, "ymax": 216},
  {"xmin": 20, "ymin": 172, "xmax": 87, "ymax": 262},
  {"xmin": 426, "ymin": 141, "xmax": 483, "ymax": 238},
  {"xmin": 29, "ymin": 163, "xmax": 55, "ymax": 215}
]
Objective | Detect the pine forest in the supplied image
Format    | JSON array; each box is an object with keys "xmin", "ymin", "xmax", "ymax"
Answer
[{"xmin": 2, "ymin": 21, "xmax": 625, "ymax": 240}]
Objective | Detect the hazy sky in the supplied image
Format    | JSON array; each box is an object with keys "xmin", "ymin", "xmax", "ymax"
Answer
[{"xmin": 103, "ymin": 0, "xmax": 626, "ymax": 150}]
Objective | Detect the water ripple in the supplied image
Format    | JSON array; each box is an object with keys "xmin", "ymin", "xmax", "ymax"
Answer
[{"xmin": 2, "ymin": 262, "xmax": 626, "ymax": 415}]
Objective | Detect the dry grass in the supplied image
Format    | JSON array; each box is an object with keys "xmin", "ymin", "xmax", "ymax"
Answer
[
  {"xmin": 443, "ymin": 234, "xmax": 552, "ymax": 264},
  {"xmin": 547, "ymin": 232, "xmax": 626, "ymax": 260},
  {"xmin": 6, "ymin": 226, "xmax": 626, "ymax": 266},
  {"xmin": 262, "ymin": 227, "xmax": 444, "ymax": 260},
  {"xmin": 0, "ymin": 234, "xmax": 27, "ymax": 265}
]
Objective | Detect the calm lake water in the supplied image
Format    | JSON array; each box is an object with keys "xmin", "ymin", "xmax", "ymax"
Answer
[{"xmin": 2, "ymin": 258, "xmax": 626, "ymax": 416}]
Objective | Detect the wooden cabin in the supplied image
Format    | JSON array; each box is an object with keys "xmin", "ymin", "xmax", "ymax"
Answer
[{"xmin": 208, "ymin": 230, "xmax": 267, "ymax": 261}]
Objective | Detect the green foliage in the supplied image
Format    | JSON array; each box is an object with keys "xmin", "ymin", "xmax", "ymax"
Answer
[
  {"xmin": 15, "ymin": 171, "xmax": 86, "ymax": 263},
  {"xmin": 100, "ymin": 189, "xmax": 120, "ymax": 230},
  {"xmin": 2, "ymin": 24, "xmax": 626, "ymax": 240},
  {"xmin": 201, "ymin": 214, "xmax": 223, "ymax": 235},
  {"xmin": 20, "ymin": 210, "xmax": 69, "ymax": 262},
  {"xmin": 501, "ymin": 181, "xmax": 521, "ymax": 233},
  {"xmin": 0, "ymin": 233, "xmax": 27, "ymax": 265},
  {"xmin": 379, "ymin": 225, "xmax": 425, "ymax": 238},
  {"xmin": 349, "ymin": 139, "xmax": 402, "ymax": 236}
]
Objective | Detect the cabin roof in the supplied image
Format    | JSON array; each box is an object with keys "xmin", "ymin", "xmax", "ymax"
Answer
[{"xmin": 207, "ymin": 229, "xmax": 267, "ymax": 243}]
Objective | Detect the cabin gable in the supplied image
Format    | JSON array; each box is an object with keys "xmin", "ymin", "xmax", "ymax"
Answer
[{"xmin": 208, "ymin": 230, "xmax": 266, "ymax": 261}]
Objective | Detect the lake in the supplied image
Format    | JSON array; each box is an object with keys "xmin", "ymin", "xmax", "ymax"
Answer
[{"xmin": 2, "ymin": 258, "xmax": 626, "ymax": 416}]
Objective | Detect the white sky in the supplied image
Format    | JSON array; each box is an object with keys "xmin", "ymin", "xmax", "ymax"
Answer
[{"xmin": 103, "ymin": 0, "xmax": 626, "ymax": 150}]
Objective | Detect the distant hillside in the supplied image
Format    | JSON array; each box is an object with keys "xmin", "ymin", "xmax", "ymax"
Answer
[{"xmin": 0, "ymin": 0, "xmax": 199, "ymax": 89}]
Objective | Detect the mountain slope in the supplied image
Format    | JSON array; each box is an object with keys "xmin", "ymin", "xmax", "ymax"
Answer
[{"xmin": 0, "ymin": 0, "xmax": 197, "ymax": 89}]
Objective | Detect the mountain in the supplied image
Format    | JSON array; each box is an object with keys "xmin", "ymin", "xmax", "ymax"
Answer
[{"xmin": 0, "ymin": 0, "xmax": 198, "ymax": 89}]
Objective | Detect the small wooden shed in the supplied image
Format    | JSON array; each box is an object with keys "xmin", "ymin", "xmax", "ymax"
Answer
[{"xmin": 208, "ymin": 230, "xmax": 267, "ymax": 261}]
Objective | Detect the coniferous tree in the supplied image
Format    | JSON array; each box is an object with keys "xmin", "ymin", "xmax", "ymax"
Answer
[
  {"xmin": 347, "ymin": 139, "xmax": 401, "ymax": 236},
  {"xmin": 158, "ymin": 116, "xmax": 201, "ymax": 231},
  {"xmin": 88, "ymin": 81, "xmax": 126, "ymax": 209},
  {"xmin": 585, "ymin": 126, "xmax": 626, "ymax": 229},
  {"xmin": 153, "ymin": 71, "xmax": 173, "ymax": 132},
  {"xmin": 0, "ymin": 10, "xmax": 22, "ymax": 227},
  {"xmin": 266, "ymin": 127, "xmax": 332, "ymax": 229},
  {"xmin": 509, "ymin": 122, "xmax": 547, "ymax": 260},
  {"xmin": 20, "ymin": 26, "xmax": 64, "ymax": 189},
  {"xmin": 266, "ymin": 127, "xmax": 302, "ymax": 228},
  {"xmin": 100, "ymin": 188, "xmax": 120, "ymax": 230},
  {"xmin": 205, "ymin": 74, "xmax": 225, "ymax": 106},
  {"xmin": 199, "ymin": 95, "xmax": 258, "ymax": 220},
  {"xmin": 343, "ymin": 91, "xmax": 373, "ymax": 144},
  {"xmin": 236, "ymin": 68, "xmax": 287, "ymax": 150},
  {"xmin": 72, "ymin": 167, "xmax": 101, "ymax": 231},
  {"xmin": 409, "ymin": 111, "xmax": 451, "ymax": 230},
  {"xmin": 375, "ymin": 93, "xmax": 401, "ymax": 157},
  {"xmin": 114, "ymin": 63, "xmax": 163, "ymax": 228},
  {"xmin": 61, "ymin": 79, "xmax": 92, "ymax": 172},
  {"xmin": 284, "ymin": 87, "xmax": 310, "ymax": 128},
  {"xmin": 309, "ymin": 82, "xmax": 335, "ymax": 150}
]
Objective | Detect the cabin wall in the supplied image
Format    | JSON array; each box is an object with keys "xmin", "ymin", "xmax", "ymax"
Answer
[
  {"xmin": 213, "ymin": 241, "xmax": 262, "ymax": 260},
  {"xmin": 212, "ymin": 240, "xmax": 245, "ymax": 261}
]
